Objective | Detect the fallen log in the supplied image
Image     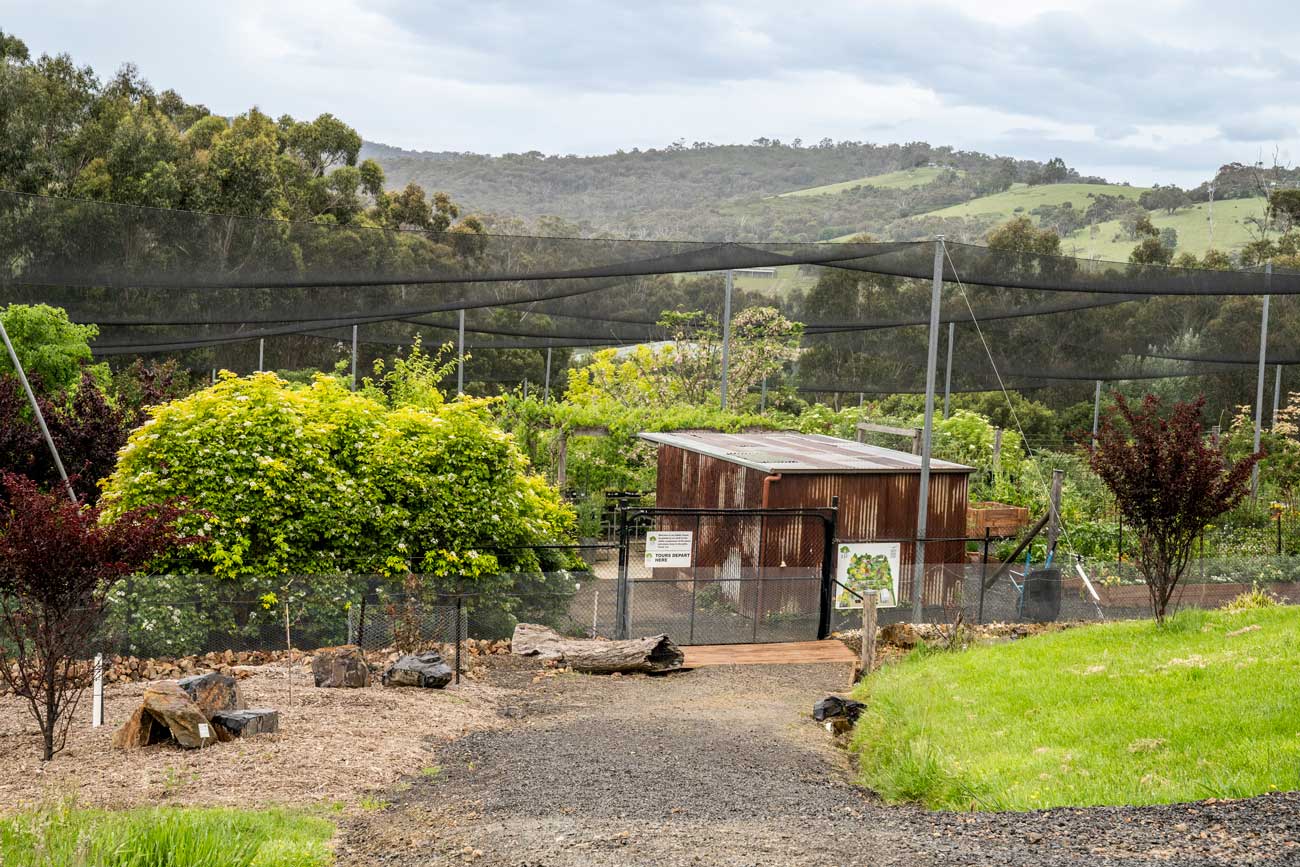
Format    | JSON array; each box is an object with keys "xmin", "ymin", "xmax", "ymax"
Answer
[{"xmin": 511, "ymin": 623, "xmax": 684, "ymax": 674}]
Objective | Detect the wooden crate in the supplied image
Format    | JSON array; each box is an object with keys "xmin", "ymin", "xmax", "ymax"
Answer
[{"xmin": 967, "ymin": 501, "xmax": 1030, "ymax": 537}]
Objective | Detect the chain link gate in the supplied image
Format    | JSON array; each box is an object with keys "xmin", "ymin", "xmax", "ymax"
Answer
[{"xmin": 614, "ymin": 507, "xmax": 838, "ymax": 644}]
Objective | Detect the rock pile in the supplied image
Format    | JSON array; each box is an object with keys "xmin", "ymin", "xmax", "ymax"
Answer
[{"xmin": 113, "ymin": 671, "xmax": 279, "ymax": 750}]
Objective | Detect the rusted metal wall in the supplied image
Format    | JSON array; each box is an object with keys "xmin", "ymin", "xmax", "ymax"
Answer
[{"xmin": 654, "ymin": 444, "xmax": 971, "ymax": 605}]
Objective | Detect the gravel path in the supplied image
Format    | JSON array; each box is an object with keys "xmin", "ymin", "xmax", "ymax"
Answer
[{"xmin": 339, "ymin": 661, "xmax": 1300, "ymax": 866}]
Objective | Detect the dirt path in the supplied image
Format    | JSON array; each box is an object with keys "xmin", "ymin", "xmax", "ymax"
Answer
[{"xmin": 339, "ymin": 662, "xmax": 1300, "ymax": 866}]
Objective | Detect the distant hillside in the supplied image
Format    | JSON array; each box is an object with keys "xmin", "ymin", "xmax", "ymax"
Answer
[
  {"xmin": 363, "ymin": 139, "xmax": 1269, "ymax": 257},
  {"xmin": 361, "ymin": 140, "xmax": 1079, "ymax": 241}
]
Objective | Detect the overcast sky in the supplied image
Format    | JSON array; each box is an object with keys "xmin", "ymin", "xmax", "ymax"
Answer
[{"xmin": 5, "ymin": 0, "xmax": 1295, "ymax": 186}]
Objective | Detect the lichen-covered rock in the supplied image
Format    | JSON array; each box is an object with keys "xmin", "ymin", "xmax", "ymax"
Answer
[
  {"xmin": 382, "ymin": 650, "xmax": 453, "ymax": 689},
  {"xmin": 211, "ymin": 708, "xmax": 279, "ymax": 738},
  {"xmin": 311, "ymin": 645, "xmax": 370, "ymax": 688},
  {"xmin": 113, "ymin": 682, "xmax": 224, "ymax": 749},
  {"xmin": 177, "ymin": 672, "xmax": 243, "ymax": 720}
]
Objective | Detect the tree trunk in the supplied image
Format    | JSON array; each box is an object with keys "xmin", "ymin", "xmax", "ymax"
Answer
[{"xmin": 511, "ymin": 624, "xmax": 684, "ymax": 674}]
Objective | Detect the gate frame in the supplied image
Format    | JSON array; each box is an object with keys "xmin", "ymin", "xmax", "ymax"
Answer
[{"xmin": 615, "ymin": 503, "xmax": 839, "ymax": 642}]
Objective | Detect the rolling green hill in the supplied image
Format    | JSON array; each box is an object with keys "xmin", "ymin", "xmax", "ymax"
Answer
[
  {"xmin": 927, "ymin": 182, "xmax": 1147, "ymax": 219},
  {"xmin": 1060, "ymin": 197, "xmax": 1265, "ymax": 260},
  {"xmin": 773, "ymin": 166, "xmax": 959, "ymax": 198}
]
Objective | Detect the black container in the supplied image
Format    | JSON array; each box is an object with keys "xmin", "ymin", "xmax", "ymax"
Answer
[{"xmin": 1022, "ymin": 568, "xmax": 1062, "ymax": 622}]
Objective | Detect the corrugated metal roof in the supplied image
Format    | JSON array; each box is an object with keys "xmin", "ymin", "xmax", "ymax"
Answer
[{"xmin": 638, "ymin": 431, "xmax": 974, "ymax": 474}]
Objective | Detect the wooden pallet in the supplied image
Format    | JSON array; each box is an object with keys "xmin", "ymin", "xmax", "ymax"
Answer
[{"xmin": 682, "ymin": 640, "xmax": 856, "ymax": 667}]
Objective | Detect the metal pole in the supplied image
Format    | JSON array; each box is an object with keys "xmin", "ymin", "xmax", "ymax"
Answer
[
  {"xmin": 457, "ymin": 308, "xmax": 465, "ymax": 396},
  {"xmin": 720, "ymin": 269, "xmax": 733, "ymax": 411},
  {"xmin": 350, "ymin": 324, "xmax": 358, "ymax": 391},
  {"xmin": 1273, "ymin": 364, "xmax": 1283, "ymax": 428},
  {"xmin": 544, "ymin": 347, "xmax": 552, "ymax": 402},
  {"xmin": 760, "ymin": 376, "xmax": 767, "ymax": 413},
  {"xmin": 1092, "ymin": 380, "xmax": 1102, "ymax": 448},
  {"xmin": 912, "ymin": 237, "xmax": 945, "ymax": 624},
  {"xmin": 257, "ymin": 338, "xmax": 264, "ymax": 373},
  {"xmin": 1252, "ymin": 265, "xmax": 1271, "ymax": 497},
  {"xmin": 0, "ymin": 316, "xmax": 77, "ymax": 504},
  {"xmin": 942, "ymin": 320, "xmax": 954, "ymax": 419}
]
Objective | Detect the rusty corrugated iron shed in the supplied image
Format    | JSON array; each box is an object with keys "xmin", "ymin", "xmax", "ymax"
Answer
[{"xmin": 638, "ymin": 431, "xmax": 974, "ymax": 475}]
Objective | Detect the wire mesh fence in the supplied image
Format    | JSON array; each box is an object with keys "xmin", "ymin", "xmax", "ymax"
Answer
[{"xmin": 82, "ymin": 544, "xmax": 1300, "ymax": 675}]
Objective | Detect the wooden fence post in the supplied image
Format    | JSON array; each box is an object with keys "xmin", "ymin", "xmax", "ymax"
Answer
[{"xmin": 860, "ymin": 590, "xmax": 878, "ymax": 676}]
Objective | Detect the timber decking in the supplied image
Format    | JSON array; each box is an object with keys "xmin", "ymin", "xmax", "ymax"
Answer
[{"xmin": 681, "ymin": 639, "xmax": 856, "ymax": 667}]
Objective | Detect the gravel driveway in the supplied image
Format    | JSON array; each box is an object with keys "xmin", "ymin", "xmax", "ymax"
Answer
[{"xmin": 339, "ymin": 661, "xmax": 1299, "ymax": 866}]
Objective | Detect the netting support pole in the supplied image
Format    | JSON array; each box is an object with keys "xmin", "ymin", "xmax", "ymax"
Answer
[
  {"xmin": 912, "ymin": 236, "xmax": 945, "ymax": 624},
  {"xmin": 942, "ymin": 320, "xmax": 954, "ymax": 419},
  {"xmin": 720, "ymin": 269, "xmax": 734, "ymax": 411},
  {"xmin": 1273, "ymin": 364, "xmax": 1283, "ymax": 428},
  {"xmin": 257, "ymin": 338, "xmax": 264, "ymax": 373},
  {"xmin": 760, "ymin": 376, "xmax": 767, "ymax": 413},
  {"xmin": 1092, "ymin": 380, "xmax": 1102, "ymax": 449},
  {"xmin": 457, "ymin": 308, "xmax": 465, "ymax": 396},
  {"xmin": 1252, "ymin": 265, "xmax": 1271, "ymax": 498},
  {"xmin": 544, "ymin": 347, "xmax": 552, "ymax": 402},
  {"xmin": 0, "ymin": 315, "xmax": 77, "ymax": 504},
  {"xmin": 350, "ymin": 325, "xmax": 358, "ymax": 391}
]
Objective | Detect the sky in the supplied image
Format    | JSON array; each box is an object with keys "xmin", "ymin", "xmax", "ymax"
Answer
[{"xmin": 4, "ymin": 0, "xmax": 1297, "ymax": 187}]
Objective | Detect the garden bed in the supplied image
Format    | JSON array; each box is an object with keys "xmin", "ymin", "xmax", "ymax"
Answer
[{"xmin": 0, "ymin": 660, "xmax": 514, "ymax": 811}]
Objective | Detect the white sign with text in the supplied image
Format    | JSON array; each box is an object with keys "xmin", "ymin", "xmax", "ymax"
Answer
[{"xmin": 644, "ymin": 531, "xmax": 693, "ymax": 568}]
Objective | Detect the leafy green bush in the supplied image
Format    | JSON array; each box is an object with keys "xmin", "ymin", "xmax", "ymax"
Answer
[
  {"xmin": 0, "ymin": 303, "xmax": 101, "ymax": 394},
  {"xmin": 100, "ymin": 363, "xmax": 576, "ymax": 653}
]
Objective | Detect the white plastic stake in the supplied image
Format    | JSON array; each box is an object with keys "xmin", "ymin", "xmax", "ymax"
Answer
[{"xmin": 92, "ymin": 653, "xmax": 104, "ymax": 727}]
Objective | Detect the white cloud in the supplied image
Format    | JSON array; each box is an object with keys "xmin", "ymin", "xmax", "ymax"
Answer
[{"xmin": 3, "ymin": 0, "xmax": 1298, "ymax": 187}]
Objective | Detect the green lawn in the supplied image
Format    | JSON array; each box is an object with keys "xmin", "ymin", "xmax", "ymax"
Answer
[
  {"xmin": 0, "ymin": 806, "xmax": 334, "ymax": 867},
  {"xmin": 773, "ymin": 166, "xmax": 957, "ymax": 198},
  {"xmin": 731, "ymin": 265, "xmax": 818, "ymax": 297},
  {"xmin": 850, "ymin": 604, "xmax": 1300, "ymax": 811},
  {"xmin": 926, "ymin": 182, "xmax": 1148, "ymax": 219},
  {"xmin": 1060, "ymin": 197, "xmax": 1267, "ymax": 260}
]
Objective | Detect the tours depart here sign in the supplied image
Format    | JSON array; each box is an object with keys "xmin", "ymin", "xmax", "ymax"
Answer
[{"xmin": 645, "ymin": 531, "xmax": 693, "ymax": 567}]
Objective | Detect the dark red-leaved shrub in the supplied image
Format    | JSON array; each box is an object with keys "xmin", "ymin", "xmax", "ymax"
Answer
[
  {"xmin": 1089, "ymin": 393, "xmax": 1260, "ymax": 622},
  {"xmin": 0, "ymin": 472, "xmax": 188, "ymax": 760}
]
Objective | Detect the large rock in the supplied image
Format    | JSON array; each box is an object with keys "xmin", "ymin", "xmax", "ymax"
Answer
[
  {"xmin": 382, "ymin": 650, "xmax": 454, "ymax": 689},
  {"xmin": 879, "ymin": 622, "xmax": 919, "ymax": 649},
  {"xmin": 177, "ymin": 672, "xmax": 243, "ymax": 719},
  {"xmin": 312, "ymin": 645, "xmax": 370, "ymax": 688},
  {"xmin": 113, "ymin": 682, "xmax": 224, "ymax": 750},
  {"xmin": 212, "ymin": 708, "xmax": 279, "ymax": 738}
]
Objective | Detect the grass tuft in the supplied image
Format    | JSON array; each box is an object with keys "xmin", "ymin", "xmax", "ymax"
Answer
[
  {"xmin": 850, "ymin": 605, "xmax": 1300, "ymax": 811},
  {"xmin": 0, "ymin": 806, "xmax": 333, "ymax": 867}
]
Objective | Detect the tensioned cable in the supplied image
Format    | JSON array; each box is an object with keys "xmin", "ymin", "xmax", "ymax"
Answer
[{"xmin": 943, "ymin": 242, "xmax": 1090, "ymax": 584}]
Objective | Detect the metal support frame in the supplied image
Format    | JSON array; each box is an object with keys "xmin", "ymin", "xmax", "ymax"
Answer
[
  {"xmin": 0, "ymin": 316, "xmax": 76, "ymax": 503},
  {"xmin": 816, "ymin": 497, "xmax": 839, "ymax": 640},
  {"xmin": 544, "ymin": 347, "xmax": 552, "ymax": 402},
  {"xmin": 942, "ymin": 320, "xmax": 954, "ymax": 419},
  {"xmin": 257, "ymin": 338, "xmax": 264, "ymax": 373},
  {"xmin": 760, "ymin": 376, "xmax": 767, "ymax": 413},
  {"xmin": 456, "ymin": 308, "xmax": 465, "ymax": 396},
  {"xmin": 720, "ymin": 269, "xmax": 733, "ymax": 411},
  {"xmin": 912, "ymin": 237, "xmax": 945, "ymax": 624},
  {"xmin": 1252, "ymin": 265, "xmax": 1271, "ymax": 497},
  {"xmin": 350, "ymin": 324, "xmax": 358, "ymax": 391},
  {"xmin": 1092, "ymin": 380, "xmax": 1102, "ymax": 448},
  {"xmin": 1274, "ymin": 364, "xmax": 1283, "ymax": 427}
]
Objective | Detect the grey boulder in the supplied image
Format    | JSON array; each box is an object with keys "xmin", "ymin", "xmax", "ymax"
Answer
[{"xmin": 382, "ymin": 650, "xmax": 454, "ymax": 689}]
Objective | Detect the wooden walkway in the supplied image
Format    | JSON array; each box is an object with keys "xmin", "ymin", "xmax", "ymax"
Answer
[{"xmin": 682, "ymin": 639, "xmax": 857, "ymax": 667}]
